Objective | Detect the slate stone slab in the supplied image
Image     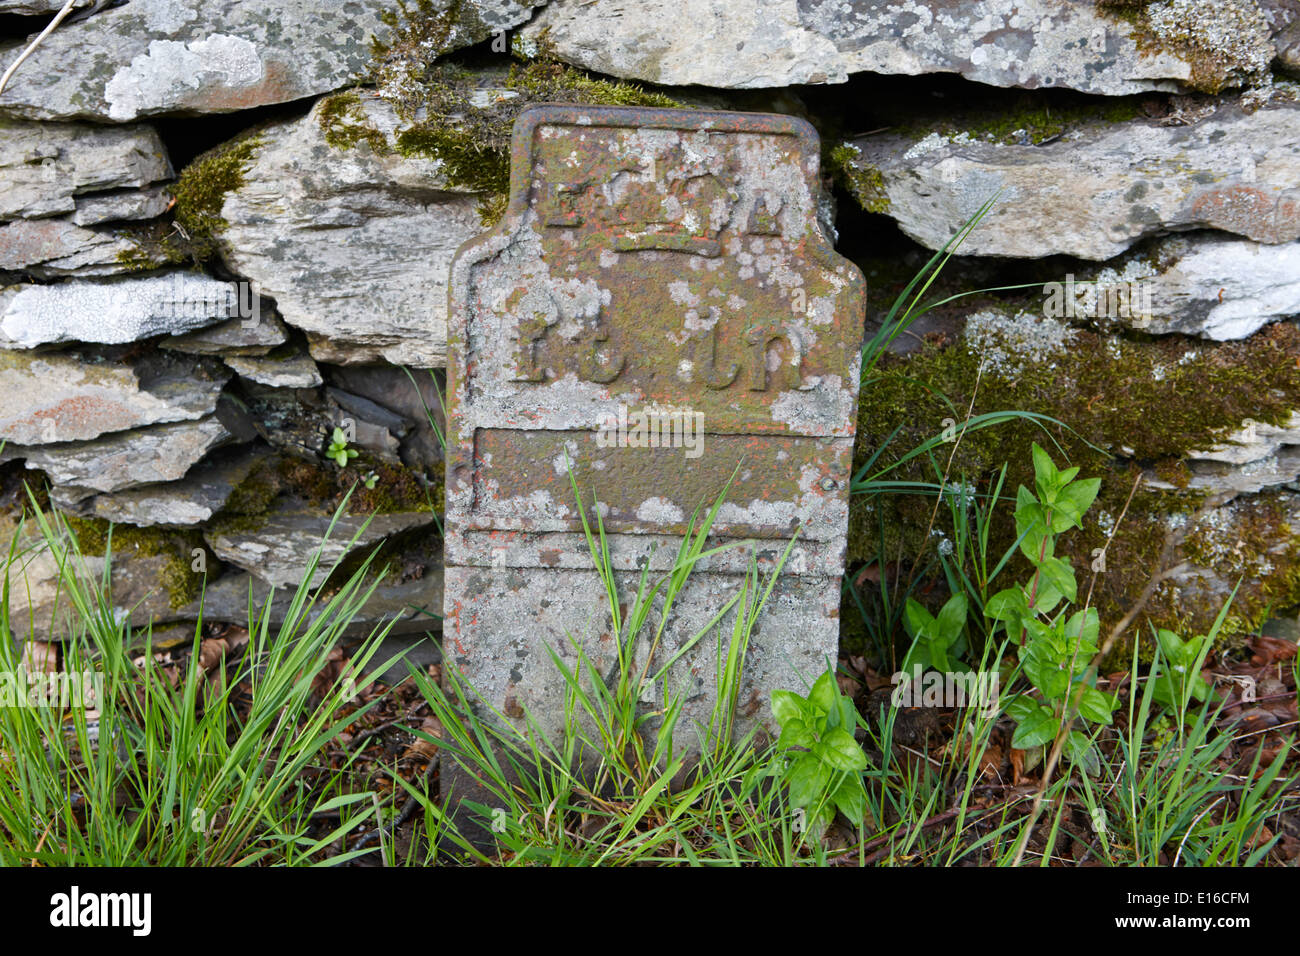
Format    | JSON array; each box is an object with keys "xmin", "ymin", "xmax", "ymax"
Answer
[{"xmin": 443, "ymin": 105, "xmax": 865, "ymax": 827}]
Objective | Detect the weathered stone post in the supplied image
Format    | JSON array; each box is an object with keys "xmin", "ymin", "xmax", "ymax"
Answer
[{"xmin": 443, "ymin": 105, "xmax": 865, "ymax": 826}]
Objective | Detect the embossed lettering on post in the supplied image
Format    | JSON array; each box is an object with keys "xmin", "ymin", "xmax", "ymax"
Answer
[{"xmin": 443, "ymin": 105, "xmax": 865, "ymax": 813}]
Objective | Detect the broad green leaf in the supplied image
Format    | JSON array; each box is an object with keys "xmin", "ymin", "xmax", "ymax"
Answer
[
  {"xmin": 777, "ymin": 718, "xmax": 816, "ymax": 751},
  {"xmin": 900, "ymin": 641, "xmax": 932, "ymax": 674},
  {"xmin": 786, "ymin": 753, "xmax": 824, "ymax": 809},
  {"xmin": 1031, "ymin": 443, "xmax": 1057, "ymax": 492},
  {"xmin": 1052, "ymin": 478, "xmax": 1101, "ymax": 532},
  {"xmin": 836, "ymin": 695, "xmax": 858, "ymax": 734},
  {"xmin": 1011, "ymin": 701, "xmax": 1059, "ymax": 749},
  {"xmin": 985, "ymin": 587, "xmax": 1028, "ymax": 624},
  {"xmin": 808, "ymin": 670, "xmax": 836, "ymax": 716},
  {"xmin": 1022, "ymin": 616, "xmax": 1058, "ymax": 650},
  {"xmin": 1064, "ymin": 608, "xmax": 1100, "ymax": 649},
  {"xmin": 1004, "ymin": 695, "xmax": 1038, "ymax": 722},
  {"xmin": 1030, "ymin": 576, "xmax": 1066, "ymax": 616},
  {"xmin": 1018, "ymin": 520, "xmax": 1054, "ymax": 563},
  {"xmin": 1037, "ymin": 556, "xmax": 1077, "ymax": 605},
  {"xmin": 831, "ymin": 776, "xmax": 868, "ymax": 825},
  {"xmin": 936, "ymin": 592, "xmax": 968, "ymax": 640},
  {"xmin": 903, "ymin": 597, "xmax": 934, "ymax": 640},
  {"xmin": 1076, "ymin": 685, "xmax": 1117, "ymax": 725},
  {"xmin": 817, "ymin": 727, "xmax": 868, "ymax": 773},
  {"xmin": 1156, "ymin": 628, "xmax": 1190, "ymax": 664},
  {"xmin": 770, "ymin": 689, "xmax": 804, "ymax": 726},
  {"xmin": 1014, "ymin": 485, "xmax": 1045, "ymax": 537},
  {"xmin": 1023, "ymin": 646, "xmax": 1068, "ymax": 700},
  {"xmin": 927, "ymin": 635, "xmax": 951, "ymax": 672}
]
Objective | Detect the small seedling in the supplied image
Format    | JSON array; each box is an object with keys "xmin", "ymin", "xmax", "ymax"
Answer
[{"xmin": 327, "ymin": 427, "xmax": 358, "ymax": 468}]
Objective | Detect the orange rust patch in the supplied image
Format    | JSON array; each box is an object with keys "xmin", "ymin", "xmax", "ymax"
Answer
[
  {"xmin": 187, "ymin": 60, "xmax": 301, "ymax": 113},
  {"xmin": 1188, "ymin": 184, "xmax": 1300, "ymax": 243}
]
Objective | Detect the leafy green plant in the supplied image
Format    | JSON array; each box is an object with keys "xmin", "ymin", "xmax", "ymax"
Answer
[
  {"xmin": 771, "ymin": 668, "xmax": 869, "ymax": 835},
  {"xmin": 901, "ymin": 592, "xmax": 969, "ymax": 672},
  {"xmin": 983, "ymin": 443, "xmax": 1114, "ymax": 769},
  {"xmin": 326, "ymin": 427, "xmax": 358, "ymax": 468},
  {"xmin": 845, "ymin": 194, "xmax": 1079, "ymax": 665},
  {"xmin": 1149, "ymin": 628, "xmax": 1213, "ymax": 711}
]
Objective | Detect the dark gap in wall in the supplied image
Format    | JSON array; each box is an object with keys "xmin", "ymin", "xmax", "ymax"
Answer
[
  {"xmin": 803, "ymin": 69, "xmax": 1160, "ymax": 134},
  {"xmin": 0, "ymin": 12, "xmax": 44, "ymax": 41},
  {"xmin": 151, "ymin": 97, "xmax": 314, "ymax": 172}
]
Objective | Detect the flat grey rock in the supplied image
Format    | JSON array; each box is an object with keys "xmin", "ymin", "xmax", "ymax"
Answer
[
  {"xmin": 522, "ymin": 0, "xmax": 1272, "ymax": 94},
  {"xmin": 0, "ymin": 272, "xmax": 248, "ymax": 348},
  {"xmin": 0, "ymin": 347, "xmax": 230, "ymax": 444},
  {"xmin": 223, "ymin": 351, "xmax": 322, "ymax": 388},
  {"xmin": 160, "ymin": 311, "xmax": 288, "ymax": 355},
  {"xmin": 0, "ymin": 0, "xmax": 85, "ymax": 12},
  {"xmin": 0, "ymin": 0, "xmax": 544, "ymax": 122},
  {"xmin": 1190, "ymin": 411, "xmax": 1300, "ymax": 466},
  {"xmin": 70, "ymin": 185, "xmax": 172, "ymax": 226},
  {"xmin": 14, "ymin": 415, "xmax": 232, "ymax": 499},
  {"xmin": 841, "ymin": 93, "xmax": 1300, "ymax": 260},
  {"xmin": 1050, "ymin": 234, "xmax": 1300, "ymax": 340},
  {"xmin": 205, "ymin": 507, "xmax": 437, "ymax": 589},
  {"xmin": 1148, "ymin": 446, "xmax": 1300, "ymax": 499},
  {"xmin": 213, "ymin": 94, "xmax": 482, "ymax": 367},
  {"xmin": 68, "ymin": 444, "xmax": 270, "ymax": 526},
  {"xmin": 0, "ymin": 216, "xmax": 143, "ymax": 277},
  {"xmin": 0, "ymin": 118, "xmax": 170, "ymax": 222}
]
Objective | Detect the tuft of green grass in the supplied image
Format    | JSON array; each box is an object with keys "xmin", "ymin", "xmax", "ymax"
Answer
[
  {"xmin": 396, "ymin": 470, "xmax": 832, "ymax": 865},
  {"xmin": 0, "ymin": 487, "xmax": 407, "ymax": 866}
]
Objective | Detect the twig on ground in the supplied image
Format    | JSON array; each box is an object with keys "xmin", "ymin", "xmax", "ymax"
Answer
[
  {"xmin": 848, "ymin": 796, "xmax": 1025, "ymax": 866},
  {"xmin": 349, "ymin": 755, "xmax": 439, "ymax": 859}
]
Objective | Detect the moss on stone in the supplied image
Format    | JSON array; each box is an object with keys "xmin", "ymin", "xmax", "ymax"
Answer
[
  {"xmin": 342, "ymin": 13, "xmax": 685, "ymax": 226},
  {"xmin": 390, "ymin": 53, "xmax": 682, "ymax": 225},
  {"xmin": 394, "ymin": 119, "xmax": 511, "ymax": 224},
  {"xmin": 1162, "ymin": 491, "xmax": 1300, "ymax": 639},
  {"xmin": 1098, "ymin": 0, "xmax": 1274, "ymax": 94},
  {"xmin": 111, "ymin": 218, "xmax": 191, "ymax": 273},
  {"xmin": 849, "ymin": 314, "xmax": 1300, "ymax": 658},
  {"xmin": 832, "ymin": 94, "xmax": 1147, "ymax": 215},
  {"xmin": 955, "ymin": 97, "xmax": 1146, "ymax": 145},
  {"xmin": 211, "ymin": 451, "xmax": 436, "ymax": 540},
  {"xmin": 368, "ymin": 0, "xmax": 491, "ymax": 108},
  {"xmin": 170, "ymin": 133, "xmax": 264, "ymax": 260},
  {"xmin": 829, "ymin": 143, "xmax": 890, "ymax": 214},
  {"xmin": 61, "ymin": 516, "xmax": 204, "ymax": 610},
  {"xmin": 318, "ymin": 90, "xmax": 390, "ymax": 154},
  {"xmin": 317, "ymin": 519, "xmax": 444, "ymax": 596}
]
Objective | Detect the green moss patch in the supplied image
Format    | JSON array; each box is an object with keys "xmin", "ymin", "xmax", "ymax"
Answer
[
  {"xmin": 830, "ymin": 144, "xmax": 890, "ymax": 215},
  {"xmin": 170, "ymin": 134, "xmax": 265, "ymax": 260},
  {"xmin": 849, "ymin": 314, "xmax": 1300, "ymax": 656},
  {"xmin": 212, "ymin": 452, "xmax": 438, "ymax": 540},
  {"xmin": 324, "ymin": 20, "xmax": 685, "ymax": 226},
  {"xmin": 62, "ymin": 516, "xmax": 205, "ymax": 611},
  {"xmin": 1098, "ymin": 0, "xmax": 1273, "ymax": 94}
]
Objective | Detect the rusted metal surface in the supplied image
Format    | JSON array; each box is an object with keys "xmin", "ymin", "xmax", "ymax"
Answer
[{"xmin": 443, "ymin": 105, "xmax": 865, "ymax": 795}]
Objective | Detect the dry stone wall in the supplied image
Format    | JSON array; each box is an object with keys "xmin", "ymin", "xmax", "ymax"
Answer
[{"xmin": 1, "ymin": 0, "xmax": 1298, "ymax": 655}]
